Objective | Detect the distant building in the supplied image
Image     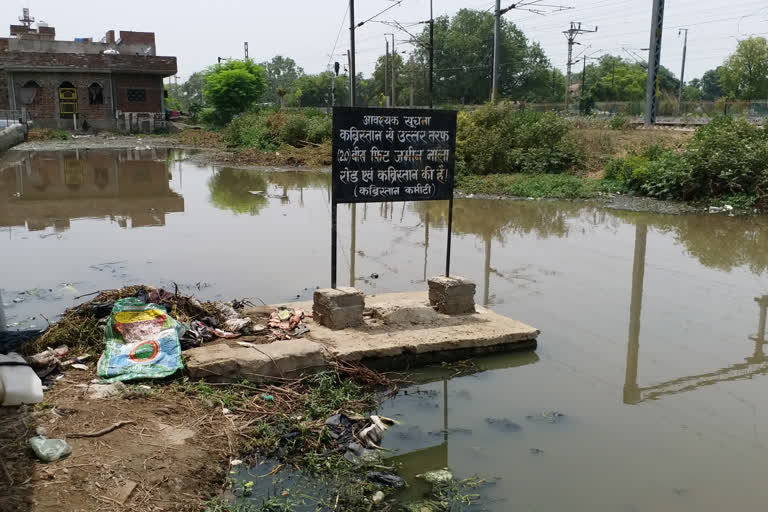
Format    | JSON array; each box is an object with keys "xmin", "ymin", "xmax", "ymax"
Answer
[{"xmin": 0, "ymin": 9, "xmax": 177, "ymax": 131}]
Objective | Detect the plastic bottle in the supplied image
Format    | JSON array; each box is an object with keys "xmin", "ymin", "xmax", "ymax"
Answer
[{"xmin": 0, "ymin": 352, "xmax": 44, "ymax": 406}]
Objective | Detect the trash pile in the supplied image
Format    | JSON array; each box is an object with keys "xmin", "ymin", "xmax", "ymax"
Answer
[
  {"xmin": 324, "ymin": 413, "xmax": 396, "ymax": 463},
  {"xmin": 267, "ymin": 307, "xmax": 310, "ymax": 340}
]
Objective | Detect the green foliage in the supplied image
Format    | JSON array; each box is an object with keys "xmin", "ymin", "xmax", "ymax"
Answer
[
  {"xmin": 203, "ymin": 59, "xmax": 267, "ymax": 124},
  {"xmin": 223, "ymin": 110, "xmax": 332, "ymax": 150},
  {"xmin": 720, "ymin": 37, "xmax": 768, "ymax": 99},
  {"xmin": 457, "ymin": 103, "xmax": 581, "ymax": 175},
  {"xmin": 604, "ymin": 117, "xmax": 768, "ymax": 206},
  {"xmin": 457, "ymin": 173, "xmax": 622, "ymax": 199},
  {"xmin": 609, "ymin": 115, "xmax": 630, "ymax": 130},
  {"xmin": 50, "ymin": 129, "xmax": 71, "ymax": 140},
  {"xmin": 259, "ymin": 55, "xmax": 304, "ymax": 105}
]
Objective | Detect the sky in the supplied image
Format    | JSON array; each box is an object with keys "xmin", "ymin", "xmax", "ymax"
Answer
[{"xmin": 2, "ymin": 0, "xmax": 768, "ymax": 84}]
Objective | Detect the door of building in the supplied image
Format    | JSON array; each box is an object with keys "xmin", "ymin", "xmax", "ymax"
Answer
[{"xmin": 58, "ymin": 82, "xmax": 78, "ymax": 118}]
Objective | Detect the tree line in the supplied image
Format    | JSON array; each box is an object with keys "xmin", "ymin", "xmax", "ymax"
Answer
[{"xmin": 165, "ymin": 8, "xmax": 768, "ymax": 122}]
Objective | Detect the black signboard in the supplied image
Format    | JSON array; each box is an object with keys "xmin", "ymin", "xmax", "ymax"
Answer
[
  {"xmin": 332, "ymin": 107, "xmax": 457, "ymax": 203},
  {"xmin": 330, "ymin": 107, "xmax": 458, "ymax": 288}
]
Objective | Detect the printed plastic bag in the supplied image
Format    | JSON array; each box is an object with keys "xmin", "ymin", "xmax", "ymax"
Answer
[{"xmin": 97, "ymin": 298, "xmax": 183, "ymax": 382}]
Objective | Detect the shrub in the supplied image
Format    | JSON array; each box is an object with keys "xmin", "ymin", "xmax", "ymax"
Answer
[
  {"xmin": 457, "ymin": 103, "xmax": 582, "ymax": 175},
  {"xmin": 609, "ymin": 115, "xmax": 630, "ymax": 130},
  {"xmin": 279, "ymin": 115, "xmax": 309, "ymax": 146},
  {"xmin": 603, "ymin": 117, "xmax": 768, "ymax": 206},
  {"xmin": 223, "ymin": 110, "xmax": 332, "ymax": 150}
]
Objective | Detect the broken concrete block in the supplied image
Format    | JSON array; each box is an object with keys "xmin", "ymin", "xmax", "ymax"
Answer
[
  {"xmin": 185, "ymin": 339, "xmax": 327, "ymax": 383},
  {"xmin": 313, "ymin": 287, "xmax": 365, "ymax": 330},
  {"xmin": 428, "ymin": 276, "xmax": 476, "ymax": 315}
]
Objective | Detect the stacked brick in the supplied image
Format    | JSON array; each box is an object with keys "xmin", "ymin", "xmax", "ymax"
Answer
[
  {"xmin": 428, "ymin": 276, "xmax": 476, "ymax": 315},
  {"xmin": 313, "ymin": 287, "xmax": 365, "ymax": 330}
]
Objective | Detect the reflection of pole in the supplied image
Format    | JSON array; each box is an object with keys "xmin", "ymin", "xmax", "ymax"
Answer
[
  {"xmin": 483, "ymin": 235, "xmax": 491, "ymax": 306},
  {"xmin": 443, "ymin": 378, "xmax": 448, "ymax": 443},
  {"xmin": 0, "ymin": 291, "xmax": 6, "ymax": 333},
  {"xmin": 623, "ymin": 224, "xmax": 647, "ymax": 405},
  {"xmin": 350, "ymin": 204, "xmax": 357, "ymax": 287},
  {"xmin": 755, "ymin": 296, "xmax": 768, "ymax": 343},
  {"xmin": 423, "ymin": 211, "xmax": 430, "ymax": 281}
]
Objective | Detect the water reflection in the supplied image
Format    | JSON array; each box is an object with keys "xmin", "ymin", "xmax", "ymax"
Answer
[
  {"xmin": 0, "ymin": 149, "xmax": 183, "ymax": 230},
  {"xmin": 623, "ymin": 222, "xmax": 768, "ymax": 404}
]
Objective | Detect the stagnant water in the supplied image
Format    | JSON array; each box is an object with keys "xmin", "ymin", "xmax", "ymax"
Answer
[{"xmin": 2, "ymin": 148, "xmax": 768, "ymax": 510}]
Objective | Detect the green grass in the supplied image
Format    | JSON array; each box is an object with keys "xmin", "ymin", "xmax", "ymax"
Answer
[{"xmin": 457, "ymin": 173, "xmax": 623, "ymax": 199}]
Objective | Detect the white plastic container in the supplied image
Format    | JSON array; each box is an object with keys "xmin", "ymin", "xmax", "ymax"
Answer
[{"xmin": 0, "ymin": 352, "xmax": 44, "ymax": 406}]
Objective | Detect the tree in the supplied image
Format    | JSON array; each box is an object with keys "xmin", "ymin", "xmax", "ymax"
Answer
[
  {"xmin": 182, "ymin": 70, "xmax": 209, "ymax": 112},
  {"xmin": 203, "ymin": 59, "xmax": 267, "ymax": 123},
  {"xmin": 260, "ymin": 56, "xmax": 304, "ymax": 105},
  {"xmin": 720, "ymin": 37, "xmax": 768, "ymax": 99},
  {"xmin": 405, "ymin": 9, "xmax": 558, "ymax": 104},
  {"xmin": 699, "ymin": 68, "xmax": 723, "ymax": 100}
]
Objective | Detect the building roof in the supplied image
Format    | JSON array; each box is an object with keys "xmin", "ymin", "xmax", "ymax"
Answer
[{"xmin": 0, "ymin": 52, "xmax": 177, "ymax": 76}]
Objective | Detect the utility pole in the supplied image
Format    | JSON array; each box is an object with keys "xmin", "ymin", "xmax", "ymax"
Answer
[
  {"xmin": 385, "ymin": 39, "xmax": 390, "ymax": 106},
  {"xmin": 349, "ymin": 0, "xmax": 356, "ymax": 107},
  {"xmin": 244, "ymin": 42, "xmax": 249, "ymax": 59},
  {"xmin": 492, "ymin": 0, "xmax": 501, "ymax": 102},
  {"xmin": 677, "ymin": 28, "xmax": 688, "ymax": 116},
  {"xmin": 332, "ymin": 61, "xmax": 340, "ymax": 107},
  {"xmin": 429, "ymin": 0, "xmax": 434, "ymax": 108},
  {"xmin": 645, "ymin": 0, "xmax": 665, "ymax": 125},
  {"xmin": 390, "ymin": 34, "xmax": 396, "ymax": 106},
  {"xmin": 563, "ymin": 22, "xmax": 597, "ymax": 113}
]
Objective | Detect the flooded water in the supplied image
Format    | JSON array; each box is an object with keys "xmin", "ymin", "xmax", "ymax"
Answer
[{"xmin": 2, "ymin": 148, "xmax": 768, "ymax": 510}]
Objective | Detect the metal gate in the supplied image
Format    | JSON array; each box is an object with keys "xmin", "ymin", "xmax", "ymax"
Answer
[{"xmin": 58, "ymin": 85, "xmax": 78, "ymax": 118}]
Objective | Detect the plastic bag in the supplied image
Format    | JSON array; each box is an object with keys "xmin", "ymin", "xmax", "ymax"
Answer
[
  {"xmin": 28, "ymin": 436, "xmax": 72, "ymax": 462},
  {"xmin": 97, "ymin": 298, "xmax": 183, "ymax": 382}
]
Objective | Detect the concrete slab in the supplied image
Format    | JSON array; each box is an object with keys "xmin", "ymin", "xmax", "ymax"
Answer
[{"xmin": 185, "ymin": 292, "xmax": 539, "ymax": 382}]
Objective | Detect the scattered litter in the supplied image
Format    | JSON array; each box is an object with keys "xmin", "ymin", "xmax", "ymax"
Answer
[
  {"xmin": 70, "ymin": 363, "xmax": 89, "ymax": 371},
  {"xmin": 222, "ymin": 408, "xmax": 231, "ymax": 415},
  {"xmin": 261, "ymin": 394, "xmax": 274, "ymax": 401},
  {"xmin": 28, "ymin": 436, "xmax": 72, "ymax": 462},
  {"xmin": 267, "ymin": 308, "xmax": 309, "ymax": 340},
  {"xmin": 111, "ymin": 480, "xmax": 137, "ymax": 504},
  {"xmin": 230, "ymin": 459, "xmax": 243, "ymax": 466},
  {"xmin": 85, "ymin": 381, "xmax": 126, "ymax": 400},
  {"xmin": 526, "ymin": 411, "xmax": 566, "ymax": 424},
  {"xmin": 97, "ymin": 298, "xmax": 184, "ymax": 382},
  {"xmin": 0, "ymin": 352, "xmax": 44, "ymax": 406},
  {"xmin": 485, "ymin": 417, "xmax": 522, "ymax": 432},
  {"xmin": 417, "ymin": 468, "xmax": 453, "ymax": 484},
  {"xmin": 211, "ymin": 328, "xmax": 240, "ymax": 339},
  {"xmin": 372, "ymin": 490, "xmax": 385, "ymax": 504},
  {"xmin": 138, "ymin": 385, "xmax": 151, "ymax": 390},
  {"xmin": 367, "ymin": 471, "xmax": 405, "ymax": 488},
  {"xmin": 325, "ymin": 413, "xmax": 395, "ymax": 462},
  {"xmin": 13, "ymin": 297, "xmax": 24, "ymax": 303},
  {"xmin": 28, "ymin": 345, "xmax": 69, "ymax": 368}
]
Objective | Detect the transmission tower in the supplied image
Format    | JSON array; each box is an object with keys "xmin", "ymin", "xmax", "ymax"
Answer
[{"xmin": 563, "ymin": 22, "xmax": 597, "ymax": 112}]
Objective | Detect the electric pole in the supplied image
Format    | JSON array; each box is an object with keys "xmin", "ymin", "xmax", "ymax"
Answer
[
  {"xmin": 563, "ymin": 22, "xmax": 597, "ymax": 113},
  {"xmin": 390, "ymin": 34, "xmax": 396, "ymax": 106},
  {"xmin": 677, "ymin": 28, "xmax": 688, "ymax": 116},
  {"xmin": 385, "ymin": 38, "xmax": 390, "ymax": 107},
  {"xmin": 492, "ymin": 0, "xmax": 501, "ymax": 103},
  {"xmin": 429, "ymin": 0, "xmax": 434, "ymax": 108},
  {"xmin": 645, "ymin": 0, "xmax": 665, "ymax": 125},
  {"xmin": 349, "ymin": 0, "xmax": 356, "ymax": 107}
]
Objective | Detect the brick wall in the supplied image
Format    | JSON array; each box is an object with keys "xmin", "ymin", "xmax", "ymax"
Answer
[
  {"xmin": 0, "ymin": 73, "xmax": 8, "ymax": 109},
  {"xmin": 0, "ymin": 39, "xmax": 8, "ymax": 53},
  {"xmin": 114, "ymin": 74, "xmax": 163, "ymax": 113},
  {"xmin": 118, "ymin": 31, "xmax": 155, "ymax": 46},
  {"xmin": 0, "ymin": 53, "xmax": 176, "ymax": 75},
  {"xmin": 10, "ymin": 72, "xmax": 113, "ymax": 125}
]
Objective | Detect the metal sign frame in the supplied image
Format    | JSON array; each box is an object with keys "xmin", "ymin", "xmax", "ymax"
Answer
[{"xmin": 331, "ymin": 106, "xmax": 457, "ymax": 288}]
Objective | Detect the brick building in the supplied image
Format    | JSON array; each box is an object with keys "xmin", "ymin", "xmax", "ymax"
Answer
[{"xmin": 0, "ymin": 10, "xmax": 177, "ymax": 131}]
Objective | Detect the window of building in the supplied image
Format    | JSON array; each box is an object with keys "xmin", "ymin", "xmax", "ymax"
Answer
[
  {"xmin": 127, "ymin": 89, "xmax": 147, "ymax": 102},
  {"xmin": 88, "ymin": 82, "xmax": 104, "ymax": 105},
  {"xmin": 20, "ymin": 81, "xmax": 40, "ymax": 105}
]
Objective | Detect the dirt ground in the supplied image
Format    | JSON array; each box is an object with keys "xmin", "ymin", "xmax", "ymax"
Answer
[{"xmin": 0, "ymin": 369, "xmax": 235, "ymax": 512}]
